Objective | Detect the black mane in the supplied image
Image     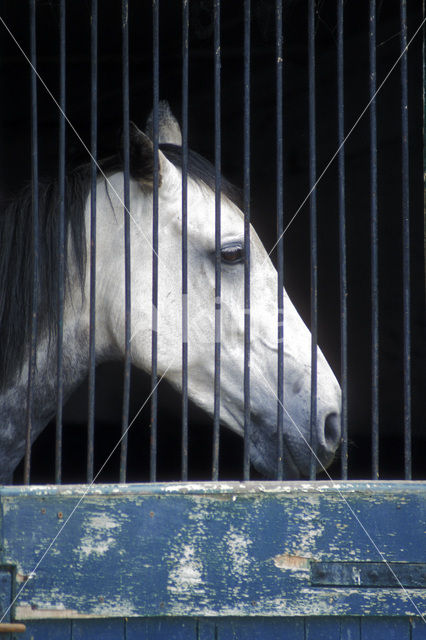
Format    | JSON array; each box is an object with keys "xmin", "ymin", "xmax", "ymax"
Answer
[
  {"xmin": 0, "ymin": 145, "xmax": 241, "ymax": 390},
  {"xmin": 0, "ymin": 169, "xmax": 89, "ymax": 390}
]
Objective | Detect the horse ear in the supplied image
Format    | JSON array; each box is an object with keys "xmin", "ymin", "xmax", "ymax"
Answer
[
  {"xmin": 145, "ymin": 100, "xmax": 182, "ymax": 146},
  {"xmin": 127, "ymin": 121, "xmax": 177, "ymax": 191},
  {"xmin": 127, "ymin": 122, "xmax": 158, "ymax": 188}
]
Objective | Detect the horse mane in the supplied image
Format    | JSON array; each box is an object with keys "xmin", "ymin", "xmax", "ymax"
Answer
[
  {"xmin": 0, "ymin": 145, "xmax": 241, "ymax": 391},
  {"xmin": 0, "ymin": 169, "xmax": 89, "ymax": 391}
]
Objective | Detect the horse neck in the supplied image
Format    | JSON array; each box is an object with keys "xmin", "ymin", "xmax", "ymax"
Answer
[{"xmin": 0, "ymin": 306, "xmax": 91, "ymax": 483}]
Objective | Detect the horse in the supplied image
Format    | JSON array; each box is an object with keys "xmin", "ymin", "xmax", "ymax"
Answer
[{"xmin": 0, "ymin": 102, "xmax": 341, "ymax": 483}]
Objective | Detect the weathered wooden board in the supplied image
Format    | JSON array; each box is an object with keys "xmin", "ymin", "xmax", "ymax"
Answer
[
  {"xmin": 17, "ymin": 616, "xmax": 426, "ymax": 640},
  {"xmin": 0, "ymin": 481, "xmax": 425, "ymax": 621}
]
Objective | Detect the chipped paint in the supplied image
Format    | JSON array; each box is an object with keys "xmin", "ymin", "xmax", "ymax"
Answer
[
  {"xmin": 273, "ymin": 553, "xmax": 310, "ymax": 570},
  {"xmin": 167, "ymin": 543, "xmax": 204, "ymax": 595},
  {"xmin": 226, "ymin": 526, "xmax": 252, "ymax": 577},
  {"xmin": 74, "ymin": 513, "xmax": 121, "ymax": 561},
  {"xmin": 164, "ymin": 482, "xmax": 238, "ymax": 493},
  {"xmin": 16, "ymin": 605, "xmax": 93, "ymax": 620}
]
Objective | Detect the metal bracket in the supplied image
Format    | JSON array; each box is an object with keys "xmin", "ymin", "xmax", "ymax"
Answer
[{"xmin": 311, "ymin": 562, "xmax": 426, "ymax": 588}]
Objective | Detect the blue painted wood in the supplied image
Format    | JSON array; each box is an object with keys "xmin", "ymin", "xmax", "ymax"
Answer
[
  {"xmin": 215, "ymin": 617, "xmax": 304, "ymax": 639},
  {"xmin": 0, "ymin": 570, "xmax": 11, "ymax": 622},
  {"xmin": 411, "ymin": 618, "xmax": 426, "ymax": 639},
  {"xmin": 306, "ymin": 617, "xmax": 341, "ymax": 640},
  {"xmin": 9, "ymin": 616, "xmax": 426, "ymax": 639},
  {"xmin": 22, "ymin": 620, "xmax": 71, "ymax": 639},
  {"xmin": 339, "ymin": 617, "xmax": 361, "ymax": 640},
  {"xmin": 198, "ymin": 619, "xmax": 216, "ymax": 640},
  {"xmin": 1, "ymin": 482, "xmax": 425, "ymax": 620},
  {"xmin": 72, "ymin": 618, "xmax": 125, "ymax": 639},
  {"xmin": 360, "ymin": 617, "xmax": 410, "ymax": 639},
  {"xmin": 126, "ymin": 618, "xmax": 197, "ymax": 639}
]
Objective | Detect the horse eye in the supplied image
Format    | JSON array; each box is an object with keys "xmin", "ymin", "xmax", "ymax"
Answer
[{"xmin": 221, "ymin": 244, "xmax": 244, "ymax": 264}]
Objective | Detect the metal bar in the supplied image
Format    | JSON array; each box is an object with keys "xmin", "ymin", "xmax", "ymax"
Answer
[
  {"xmin": 150, "ymin": 0, "xmax": 160, "ymax": 482},
  {"xmin": 181, "ymin": 0, "xmax": 189, "ymax": 481},
  {"xmin": 243, "ymin": 0, "xmax": 251, "ymax": 481},
  {"xmin": 212, "ymin": 0, "xmax": 221, "ymax": 481},
  {"xmin": 120, "ymin": 0, "xmax": 132, "ymax": 483},
  {"xmin": 276, "ymin": 0, "xmax": 284, "ymax": 480},
  {"xmin": 424, "ymin": 0, "xmax": 426, "ymax": 297},
  {"xmin": 337, "ymin": 0, "xmax": 347, "ymax": 480},
  {"xmin": 24, "ymin": 0, "xmax": 39, "ymax": 485},
  {"xmin": 308, "ymin": 0, "xmax": 318, "ymax": 481},
  {"xmin": 369, "ymin": 0, "xmax": 379, "ymax": 480},
  {"xmin": 400, "ymin": 0, "xmax": 411, "ymax": 480},
  {"xmin": 55, "ymin": 0, "xmax": 66, "ymax": 484},
  {"xmin": 87, "ymin": 0, "xmax": 98, "ymax": 484}
]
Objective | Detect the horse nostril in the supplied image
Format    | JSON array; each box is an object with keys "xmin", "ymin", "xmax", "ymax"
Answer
[{"xmin": 324, "ymin": 412, "xmax": 341, "ymax": 451}]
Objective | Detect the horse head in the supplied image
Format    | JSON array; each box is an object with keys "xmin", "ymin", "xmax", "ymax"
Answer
[{"xmin": 98, "ymin": 102, "xmax": 342, "ymax": 478}]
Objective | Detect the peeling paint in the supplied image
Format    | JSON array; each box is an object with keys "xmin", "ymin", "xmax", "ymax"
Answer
[
  {"xmin": 226, "ymin": 527, "xmax": 252, "ymax": 577},
  {"xmin": 273, "ymin": 553, "xmax": 310, "ymax": 570},
  {"xmin": 167, "ymin": 544, "xmax": 204, "ymax": 595},
  {"xmin": 16, "ymin": 605, "xmax": 93, "ymax": 620},
  {"xmin": 74, "ymin": 513, "xmax": 121, "ymax": 561}
]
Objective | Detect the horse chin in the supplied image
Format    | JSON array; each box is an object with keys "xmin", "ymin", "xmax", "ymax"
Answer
[{"xmin": 249, "ymin": 443, "xmax": 302, "ymax": 480}]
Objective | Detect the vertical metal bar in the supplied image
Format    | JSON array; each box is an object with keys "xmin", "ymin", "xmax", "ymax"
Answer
[
  {"xmin": 181, "ymin": 0, "xmax": 189, "ymax": 481},
  {"xmin": 212, "ymin": 0, "xmax": 221, "ymax": 481},
  {"xmin": 424, "ymin": 0, "xmax": 426, "ymax": 297},
  {"xmin": 276, "ymin": 0, "xmax": 284, "ymax": 480},
  {"xmin": 87, "ymin": 0, "xmax": 98, "ymax": 484},
  {"xmin": 120, "ymin": 0, "xmax": 132, "ymax": 483},
  {"xmin": 400, "ymin": 0, "xmax": 411, "ymax": 480},
  {"xmin": 150, "ymin": 0, "xmax": 160, "ymax": 482},
  {"xmin": 243, "ymin": 0, "xmax": 251, "ymax": 481},
  {"xmin": 308, "ymin": 0, "xmax": 318, "ymax": 481},
  {"xmin": 369, "ymin": 0, "xmax": 379, "ymax": 480},
  {"xmin": 24, "ymin": 0, "xmax": 39, "ymax": 485},
  {"xmin": 337, "ymin": 0, "xmax": 348, "ymax": 480},
  {"xmin": 55, "ymin": 0, "xmax": 66, "ymax": 485}
]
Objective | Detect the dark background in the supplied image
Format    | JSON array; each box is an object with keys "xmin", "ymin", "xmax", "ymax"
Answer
[{"xmin": 0, "ymin": 0, "xmax": 424, "ymax": 482}]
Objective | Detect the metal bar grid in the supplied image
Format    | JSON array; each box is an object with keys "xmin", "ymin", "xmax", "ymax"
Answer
[
  {"xmin": 337, "ymin": 0, "xmax": 348, "ymax": 480},
  {"xmin": 4, "ymin": 2, "xmax": 421, "ymax": 486},
  {"xmin": 212, "ymin": 0, "xmax": 222, "ymax": 481},
  {"xmin": 55, "ymin": 0, "xmax": 66, "ymax": 485},
  {"xmin": 119, "ymin": 0, "xmax": 132, "ymax": 484},
  {"xmin": 181, "ymin": 0, "xmax": 189, "ymax": 481},
  {"xmin": 150, "ymin": 0, "xmax": 160, "ymax": 482},
  {"xmin": 400, "ymin": 0, "xmax": 411, "ymax": 480},
  {"xmin": 87, "ymin": 0, "xmax": 98, "ymax": 484},
  {"xmin": 275, "ymin": 0, "xmax": 284, "ymax": 480},
  {"xmin": 243, "ymin": 0, "xmax": 251, "ymax": 481},
  {"xmin": 24, "ymin": 0, "xmax": 39, "ymax": 485},
  {"xmin": 87, "ymin": 0, "xmax": 98, "ymax": 477},
  {"xmin": 308, "ymin": 0, "xmax": 318, "ymax": 481},
  {"xmin": 369, "ymin": 0, "xmax": 379, "ymax": 480}
]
